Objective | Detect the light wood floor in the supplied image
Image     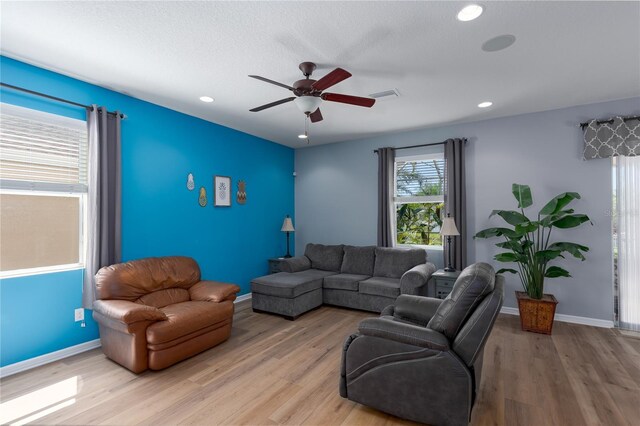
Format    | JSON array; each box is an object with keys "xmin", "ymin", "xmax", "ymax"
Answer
[{"xmin": 1, "ymin": 302, "xmax": 639, "ymax": 425}]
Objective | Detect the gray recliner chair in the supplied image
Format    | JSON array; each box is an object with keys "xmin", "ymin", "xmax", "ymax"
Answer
[{"xmin": 340, "ymin": 262, "xmax": 504, "ymax": 426}]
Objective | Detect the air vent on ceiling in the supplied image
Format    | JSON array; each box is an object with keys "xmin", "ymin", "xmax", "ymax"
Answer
[{"xmin": 369, "ymin": 89, "xmax": 400, "ymax": 100}]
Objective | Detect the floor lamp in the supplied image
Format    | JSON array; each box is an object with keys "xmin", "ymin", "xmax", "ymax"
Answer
[
  {"xmin": 441, "ymin": 214, "xmax": 460, "ymax": 272},
  {"xmin": 281, "ymin": 215, "xmax": 295, "ymax": 258}
]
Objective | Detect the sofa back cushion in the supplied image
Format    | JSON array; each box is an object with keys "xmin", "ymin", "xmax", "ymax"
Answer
[
  {"xmin": 341, "ymin": 245, "xmax": 375, "ymax": 276},
  {"xmin": 373, "ymin": 247, "xmax": 426, "ymax": 278},
  {"xmin": 427, "ymin": 262, "xmax": 496, "ymax": 340},
  {"xmin": 304, "ymin": 243, "xmax": 344, "ymax": 272},
  {"xmin": 95, "ymin": 256, "xmax": 201, "ymax": 301},
  {"xmin": 136, "ymin": 288, "xmax": 191, "ymax": 308}
]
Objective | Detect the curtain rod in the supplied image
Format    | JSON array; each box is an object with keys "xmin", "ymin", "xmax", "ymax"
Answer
[
  {"xmin": 579, "ymin": 114, "xmax": 639, "ymax": 129},
  {"xmin": 373, "ymin": 138, "xmax": 467, "ymax": 154},
  {"xmin": 1, "ymin": 82, "xmax": 126, "ymax": 119}
]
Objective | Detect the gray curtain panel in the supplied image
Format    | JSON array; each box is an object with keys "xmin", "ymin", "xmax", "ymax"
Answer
[
  {"xmin": 83, "ymin": 106, "xmax": 122, "ymax": 309},
  {"xmin": 377, "ymin": 147, "xmax": 395, "ymax": 247},
  {"xmin": 583, "ymin": 116, "xmax": 640, "ymax": 160},
  {"xmin": 444, "ymin": 138, "xmax": 467, "ymax": 270}
]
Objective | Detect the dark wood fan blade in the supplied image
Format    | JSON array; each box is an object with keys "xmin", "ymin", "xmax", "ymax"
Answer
[
  {"xmin": 321, "ymin": 93, "xmax": 375, "ymax": 107},
  {"xmin": 250, "ymin": 97, "xmax": 296, "ymax": 112},
  {"xmin": 311, "ymin": 68, "xmax": 352, "ymax": 91},
  {"xmin": 309, "ymin": 108, "xmax": 323, "ymax": 123},
  {"xmin": 248, "ymin": 75, "xmax": 294, "ymax": 91}
]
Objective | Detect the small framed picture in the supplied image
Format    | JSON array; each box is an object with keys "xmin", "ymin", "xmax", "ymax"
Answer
[{"xmin": 214, "ymin": 175, "xmax": 231, "ymax": 207}]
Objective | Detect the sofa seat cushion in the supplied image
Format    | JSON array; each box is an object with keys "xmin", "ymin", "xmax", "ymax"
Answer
[
  {"xmin": 146, "ymin": 300, "xmax": 233, "ymax": 345},
  {"xmin": 341, "ymin": 246, "xmax": 375, "ymax": 276},
  {"xmin": 359, "ymin": 277, "xmax": 401, "ymax": 298},
  {"xmin": 304, "ymin": 243, "xmax": 345, "ymax": 272},
  {"xmin": 373, "ymin": 247, "xmax": 426, "ymax": 279},
  {"xmin": 323, "ymin": 274, "xmax": 370, "ymax": 291},
  {"xmin": 251, "ymin": 269, "xmax": 336, "ymax": 298}
]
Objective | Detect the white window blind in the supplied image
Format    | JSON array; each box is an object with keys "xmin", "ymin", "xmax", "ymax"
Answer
[
  {"xmin": 0, "ymin": 103, "xmax": 88, "ymax": 193},
  {"xmin": 395, "ymin": 154, "xmax": 445, "ymax": 202}
]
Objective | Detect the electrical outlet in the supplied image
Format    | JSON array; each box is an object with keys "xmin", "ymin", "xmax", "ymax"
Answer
[{"xmin": 74, "ymin": 308, "xmax": 84, "ymax": 322}]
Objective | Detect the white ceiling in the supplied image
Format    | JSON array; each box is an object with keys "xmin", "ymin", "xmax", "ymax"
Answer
[{"xmin": 1, "ymin": 1, "xmax": 639, "ymax": 148}]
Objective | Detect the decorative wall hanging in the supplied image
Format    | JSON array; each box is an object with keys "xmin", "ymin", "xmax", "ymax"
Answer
[
  {"xmin": 237, "ymin": 180, "xmax": 247, "ymax": 204},
  {"xmin": 214, "ymin": 175, "xmax": 231, "ymax": 207},
  {"xmin": 187, "ymin": 173, "xmax": 195, "ymax": 190},
  {"xmin": 582, "ymin": 115, "xmax": 640, "ymax": 160},
  {"xmin": 198, "ymin": 187, "xmax": 207, "ymax": 207}
]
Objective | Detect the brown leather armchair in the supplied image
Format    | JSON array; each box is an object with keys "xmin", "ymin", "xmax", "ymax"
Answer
[{"xmin": 92, "ymin": 256, "xmax": 240, "ymax": 373}]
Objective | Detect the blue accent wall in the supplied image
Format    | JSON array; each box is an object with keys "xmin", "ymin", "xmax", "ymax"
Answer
[{"xmin": 0, "ymin": 56, "xmax": 295, "ymax": 367}]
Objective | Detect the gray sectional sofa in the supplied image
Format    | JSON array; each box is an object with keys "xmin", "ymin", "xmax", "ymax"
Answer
[{"xmin": 251, "ymin": 243, "xmax": 436, "ymax": 320}]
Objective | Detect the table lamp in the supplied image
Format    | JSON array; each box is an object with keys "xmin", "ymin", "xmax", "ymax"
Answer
[
  {"xmin": 441, "ymin": 213, "xmax": 460, "ymax": 272},
  {"xmin": 281, "ymin": 215, "xmax": 295, "ymax": 258}
]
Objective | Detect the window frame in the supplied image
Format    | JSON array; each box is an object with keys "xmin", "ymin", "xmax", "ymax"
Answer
[
  {"xmin": 0, "ymin": 103, "xmax": 88, "ymax": 278},
  {"xmin": 393, "ymin": 152, "xmax": 445, "ymax": 250}
]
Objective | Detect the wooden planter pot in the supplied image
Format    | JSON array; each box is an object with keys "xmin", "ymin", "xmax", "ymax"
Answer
[{"xmin": 516, "ymin": 291, "xmax": 558, "ymax": 335}]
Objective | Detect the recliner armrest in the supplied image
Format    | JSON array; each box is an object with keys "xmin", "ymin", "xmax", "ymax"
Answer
[
  {"xmin": 400, "ymin": 262, "xmax": 436, "ymax": 295},
  {"xmin": 394, "ymin": 294, "xmax": 443, "ymax": 326},
  {"xmin": 280, "ymin": 256, "xmax": 311, "ymax": 273},
  {"xmin": 189, "ymin": 281, "xmax": 240, "ymax": 302},
  {"xmin": 93, "ymin": 299, "xmax": 167, "ymax": 325},
  {"xmin": 358, "ymin": 317, "xmax": 449, "ymax": 351}
]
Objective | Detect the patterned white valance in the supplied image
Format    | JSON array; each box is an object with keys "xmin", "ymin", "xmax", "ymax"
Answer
[{"xmin": 583, "ymin": 116, "xmax": 640, "ymax": 160}]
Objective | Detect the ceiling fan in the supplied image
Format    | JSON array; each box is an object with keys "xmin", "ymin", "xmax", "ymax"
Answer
[{"xmin": 248, "ymin": 62, "xmax": 375, "ymax": 123}]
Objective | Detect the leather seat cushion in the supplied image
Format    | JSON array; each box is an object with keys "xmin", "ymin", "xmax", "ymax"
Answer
[
  {"xmin": 323, "ymin": 274, "xmax": 370, "ymax": 291},
  {"xmin": 251, "ymin": 269, "xmax": 336, "ymax": 298},
  {"xmin": 136, "ymin": 288, "xmax": 190, "ymax": 308},
  {"xmin": 359, "ymin": 277, "xmax": 401, "ymax": 298},
  {"xmin": 146, "ymin": 300, "xmax": 233, "ymax": 345}
]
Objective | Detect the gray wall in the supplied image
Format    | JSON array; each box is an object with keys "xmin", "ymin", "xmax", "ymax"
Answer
[{"xmin": 294, "ymin": 97, "xmax": 640, "ymax": 321}]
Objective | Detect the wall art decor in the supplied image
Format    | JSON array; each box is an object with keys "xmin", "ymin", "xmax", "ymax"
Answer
[
  {"xmin": 186, "ymin": 173, "xmax": 195, "ymax": 190},
  {"xmin": 214, "ymin": 175, "xmax": 231, "ymax": 207},
  {"xmin": 198, "ymin": 187, "xmax": 207, "ymax": 207},
  {"xmin": 237, "ymin": 180, "xmax": 247, "ymax": 204}
]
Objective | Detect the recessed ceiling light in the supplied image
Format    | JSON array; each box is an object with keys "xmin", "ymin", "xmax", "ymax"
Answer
[
  {"xmin": 457, "ymin": 4, "xmax": 483, "ymax": 21},
  {"xmin": 199, "ymin": 96, "xmax": 214, "ymax": 103},
  {"xmin": 298, "ymin": 134, "xmax": 308, "ymax": 139},
  {"xmin": 478, "ymin": 101, "xmax": 493, "ymax": 108}
]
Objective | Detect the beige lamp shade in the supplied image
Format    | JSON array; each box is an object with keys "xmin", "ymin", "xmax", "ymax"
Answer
[
  {"xmin": 440, "ymin": 217, "xmax": 460, "ymax": 236},
  {"xmin": 281, "ymin": 215, "xmax": 295, "ymax": 232}
]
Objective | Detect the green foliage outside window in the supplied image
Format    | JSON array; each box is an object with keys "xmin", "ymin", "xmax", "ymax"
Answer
[{"xmin": 395, "ymin": 158, "xmax": 445, "ymax": 246}]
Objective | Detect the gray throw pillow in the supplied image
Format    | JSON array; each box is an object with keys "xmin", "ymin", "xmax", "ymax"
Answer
[
  {"xmin": 341, "ymin": 246, "xmax": 375, "ymax": 276},
  {"xmin": 304, "ymin": 243, "xmax": 344, "ymax": 272},
  {"xmin": 427, "ymin": 262, "xmax": 496, "ymax": 340},
  {"xmin": 373, "ymin": 247, "xmax": 426, "ymax": 278}
]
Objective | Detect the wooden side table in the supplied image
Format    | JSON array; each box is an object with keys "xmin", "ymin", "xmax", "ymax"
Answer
[
  {"xmin": 431, "ymin": 269, "xmax": 461, "ymax": 299},
  {"xmin": 268, "ymin": 258, "xmax": 286, "ymax": 274}
]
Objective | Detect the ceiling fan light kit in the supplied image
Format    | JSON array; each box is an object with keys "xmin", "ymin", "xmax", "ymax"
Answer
[{"xmin": 248, "ymin": 61, "xmax": 376, "ymax": 127}]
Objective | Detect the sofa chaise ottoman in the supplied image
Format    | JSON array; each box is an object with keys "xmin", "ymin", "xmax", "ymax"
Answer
[{"xmin": 251, "ymin": 244, "xmax": 436, "ymax": 320}]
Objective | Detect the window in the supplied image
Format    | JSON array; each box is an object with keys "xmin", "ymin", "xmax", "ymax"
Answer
[
  {"xmin": 394, "ymin": 153, "xmax": 445, "ymax": 247},
  {"xmin": 0, "ymin": 103, "xmax": 88, "ymax": 276}
]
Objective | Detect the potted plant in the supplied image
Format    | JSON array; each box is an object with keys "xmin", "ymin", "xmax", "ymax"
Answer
[{"xmin": 475, "ymin": 184, "xmax": 591, "ymax": 334}]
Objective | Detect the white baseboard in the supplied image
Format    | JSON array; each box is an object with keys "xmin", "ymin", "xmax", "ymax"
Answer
[
  {"xmin": 500, "ymin": 307, "xmax": 614, "ymax": 328},
  {"xmin": 0, "ymin": 338, "xmax": 102, "ymax": 378},
  {"xmin": 235, "ymin": 293, "xmax": 252, "ymax": 303},
  {"xmin": 1, "ymin": 294, "xmax": 253, "ymax": 378}
]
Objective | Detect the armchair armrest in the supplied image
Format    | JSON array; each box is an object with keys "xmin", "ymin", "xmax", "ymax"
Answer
[
  {"xmin": 400, "ymin": 262, "xmax": 436, "ymax": 295},
  {"xmin": 280, "ymin": 256, "xmax": 311, "ymax": 273},
  {"xmin": 358, "ymin": 317, "xmax": 449, "ymax": 351},
  {"xmin": 189, "ymin": 281, "xmax": 240, "ymax": 302},
  {"xmin": 394, "ymin": 294, "xmax": 443, "ymax": 326},
  {"xmin": 93, "ymin": 299, "xmax": 167, "ymax": 325}
]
